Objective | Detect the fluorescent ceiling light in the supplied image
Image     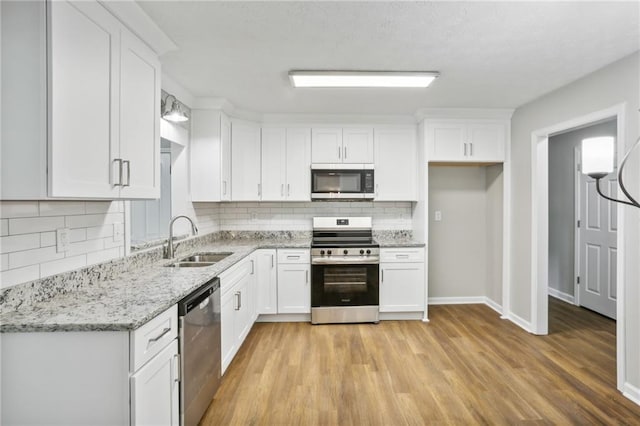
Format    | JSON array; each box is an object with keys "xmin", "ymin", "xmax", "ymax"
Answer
[{"xmin": 289, "ymin": 71, "xmax": 439, "ymax": 88}]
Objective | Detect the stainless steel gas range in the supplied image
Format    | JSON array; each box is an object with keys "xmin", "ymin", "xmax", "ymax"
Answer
[{"xmin": 311, "ymin": 217, "xmax": 380, "ymax": 324}]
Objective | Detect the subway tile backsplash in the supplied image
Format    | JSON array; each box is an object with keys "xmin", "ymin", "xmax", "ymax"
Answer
[
  {"xmin": 0, "ymin": 200, "xmax": 412, "ymax": 289},
  {"xmin": 0, "ymin": 201, "xmax": 127, "ymax": 289}
]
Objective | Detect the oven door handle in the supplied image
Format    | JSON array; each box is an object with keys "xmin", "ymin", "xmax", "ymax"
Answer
[{"xmin": 311, "ymin": 257, "xmax": 380, "ymax": 265}]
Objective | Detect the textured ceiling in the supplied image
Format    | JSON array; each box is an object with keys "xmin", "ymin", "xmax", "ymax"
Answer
[{"xmin": 138, "ymin": 1, "xmax": 639, "ymax": 114}]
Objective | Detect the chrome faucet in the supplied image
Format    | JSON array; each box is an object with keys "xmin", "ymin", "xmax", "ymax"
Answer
[{"xmin": 165, "ymin": 215, "xmax": 198, "ymax": 259}]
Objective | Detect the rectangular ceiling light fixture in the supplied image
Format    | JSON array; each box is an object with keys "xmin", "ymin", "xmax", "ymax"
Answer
[{"xmin": 289, "ymin": 71, "xmax": 439, "ymax": 88}]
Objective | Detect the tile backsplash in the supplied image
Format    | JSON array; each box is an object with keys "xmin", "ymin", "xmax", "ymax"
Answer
[
  {"xmin": 0, "ymin": 201, "xmax": 126, "ymax": 289},
  {"xmin": 0, "ymin": 200, "xmax": 412, "ymax": 289}
]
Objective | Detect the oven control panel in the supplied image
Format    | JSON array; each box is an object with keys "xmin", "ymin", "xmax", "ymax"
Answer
[{"xmin": 311, "ymin": 247, "xmax": 379, "ymax": 258}]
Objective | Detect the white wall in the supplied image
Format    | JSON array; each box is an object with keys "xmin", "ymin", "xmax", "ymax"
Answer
[
  {"xmin": 0, "ymin": 201, "xmax": 126, "ymax": 289},
  {"xmin": 485, "ymin": 164, "xmax": 504, "ymax": 306},
  {"xmin": 548, "ymin": 120, "xmax": 617, "ymax": 299},
  {"xmin": 510, "ymin": 52, "xmax": 639, "ymax": 390}
]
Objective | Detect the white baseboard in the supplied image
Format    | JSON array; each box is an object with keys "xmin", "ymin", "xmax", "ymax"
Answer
[
  {"xmin": 484, "ymin": 297, "xmax": 503, "ymax": 315},
  {"xmin": 548, "ymin": 287, "xmax": 576, "ymax": 305},
  {"xmin": 623, "ymin": 382, "xmax": 640, "ymax": 406},
  {"xmin": 505, "ymin": 311, "xmax": 533, "ymax": 333},
  {"xmin": 256, "ymin": 314, "xmax": 310, "ymax": 323},
  {"xmin": 428, "ymin": 296, "xmax": 486, "ymax": 305}
]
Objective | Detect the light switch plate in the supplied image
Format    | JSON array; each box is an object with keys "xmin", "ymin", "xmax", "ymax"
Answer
[
  {"xmin": 56, "ymin": 228, "xmax": 70, "ymax": 252},
  {"xmin": 435, "ymin": 211, "xmax": 442, "ymax": 222},
  {"xmin": 113, "ymin": 223, "xmax": 124, "ymax": 242}
]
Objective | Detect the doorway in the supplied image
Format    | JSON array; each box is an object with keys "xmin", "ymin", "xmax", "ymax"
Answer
[
  {"xmin": 530, "ymin": 103, "xmax": 626, "ymax": 391},
  {"xmin": 548, "ymin": 119, "xmax": 617, "ymax": 320}
]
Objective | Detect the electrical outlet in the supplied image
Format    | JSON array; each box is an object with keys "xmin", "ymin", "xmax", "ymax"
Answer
[
  {"xmin": 113, "ymin": 223, "xmax": 124, "ymax": 242},
  {"xmin": 56, "ymin": 228, "xmax": 70, "ymax": 252},
  {"xmin": 435, "ymin": 211, "xmax": 442, "ymax": 222}
]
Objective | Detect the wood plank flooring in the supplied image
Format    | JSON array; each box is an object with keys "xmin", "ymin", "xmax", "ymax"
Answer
[{"xmin": 200, "ymin": 299, "xmax": 640, "ymax": 425}]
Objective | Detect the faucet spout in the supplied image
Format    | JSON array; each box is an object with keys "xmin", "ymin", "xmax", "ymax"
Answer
[{"xmin": 165, "ymin": 215, "xmax": 198, "ymax": 259}]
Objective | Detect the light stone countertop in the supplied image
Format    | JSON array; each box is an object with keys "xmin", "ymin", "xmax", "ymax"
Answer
[{"xmin": 0, "ymin": 234, "xmax": 422, "ymax": 333}]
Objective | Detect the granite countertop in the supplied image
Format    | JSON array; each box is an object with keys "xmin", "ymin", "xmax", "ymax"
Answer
[{"xmin": 0, "ymin": 234, "xmax": 421, "ymax": 333}]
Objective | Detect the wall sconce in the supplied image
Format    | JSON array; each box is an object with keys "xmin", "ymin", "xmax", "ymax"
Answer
[
  {"xmin": 161, "ymin": 94, "xmax": 189, "ymax": 123},
  {"xmin": 581, "ymin": 135, "xmax": 639, "ymax": 208}
]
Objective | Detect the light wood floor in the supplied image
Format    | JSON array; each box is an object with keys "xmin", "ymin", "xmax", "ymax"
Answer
[{"xmin": 201, "ymin": 299, "xmax": 640, "ymax": 425}]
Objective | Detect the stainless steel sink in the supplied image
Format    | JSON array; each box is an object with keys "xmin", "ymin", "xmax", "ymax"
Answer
[
  {"xmin": 178, "ymin": 252, "xmax": 232, "ymax": 263},
  {"xmin": 167, "ymin": 261, "xmax": 216, "ymax": 268},
  {"xmin": 165, "ymin": 252, "xmax": 232, "ymax": 268}
]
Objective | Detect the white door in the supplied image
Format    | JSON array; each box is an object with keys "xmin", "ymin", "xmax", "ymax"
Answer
[
  {"xmin": 119, "ymin": 31, "xmax": 161, "ymax": 199},
  {"xmin": 285, "ymin": 128, "xmax": 311, "ymax": 201},
  {"xmin": 578, "ymin": 171, "xmax": 617, "ymax": 319},
  {"xmin": 256, "ymin": 250, "xmax": 278, "ymax": 314},
  {"xmin": 231, "ymin": 120, "xmax": 261, "ymax": 200},
  {"xmin": 130, "ymin": 340, "xmax": 179, "ymax": 426},
  {"xmin": 48, "ymin": 0, "xmax": 120, "ymax": 198},
  {"xmin": 374, "ymin": 127, "xmax": 417, "ymax": 201},
  {"xmin": 220, "ymin": 114, "xmax": 232, "ymax": 201},
  {"xmin": 261, "ymin": 127, "xmax": 287, "ymax": 201},
  {"xmin": 342, "ymin": 128, "xmax": 374, "ymax": 163},
  {"xmin": 277, "ymin": 264, "xmax": 310, "ymax": 314},
  {"xmin": 311, "ymin": 128, "xmax": 342, "ymax": 163},
  {"xmin": 221, "ymin": 288, "xmax": 238, "ymax": 374}
]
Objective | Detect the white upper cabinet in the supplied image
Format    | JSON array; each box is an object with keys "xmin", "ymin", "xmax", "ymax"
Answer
[
  {"xmin": 118, "ymin": 31, "xmax": 161, "ymax": 199},
  {"xmin": 261, "ymin": 127, "xmax": 311, "ymax": 201},
  {"xmin": 426, "ymin": 120, "xmax": 506, "ymax": 163},
  {"xmin": 374, "ymin": 126, "xmax": 417, "ymax": 201},
  {"xmin": 342, "ymin": 128, "xmax": 374, "ymax": 163},
  {"xmin": 1, "ymin": 0, "xmax": 161, "ymax": 200},
  {"xmin": 231, "ymin": 120, "xmax": 261, "ymax": 201},
  {"xmin": 48, "ymin": 0, "xmax": 121, "ymax": 198},
  {"xmin": 311, "ymin": 127, "xmax": 373, "ymax": 164},
  {"xmin": 190, "ymin": 110, "xmax": 232, "ymax": 202}
]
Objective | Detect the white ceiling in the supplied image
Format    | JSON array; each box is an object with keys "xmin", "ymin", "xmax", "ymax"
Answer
[{"xmin": 137, "ymin": 1, "xmax": 639, "ymax": 115}]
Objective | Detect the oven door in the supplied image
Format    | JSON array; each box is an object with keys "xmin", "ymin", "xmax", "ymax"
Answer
[{"xmin": 311, "ymin": 262, "xmax": 379, "ymax": 307}]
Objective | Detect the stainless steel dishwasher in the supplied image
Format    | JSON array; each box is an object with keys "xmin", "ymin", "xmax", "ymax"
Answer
[{"xmin": 178, "ymin": 277, "xmax": 221, "ymax": 426}]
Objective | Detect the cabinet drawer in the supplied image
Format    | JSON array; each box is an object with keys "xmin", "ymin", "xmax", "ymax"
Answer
[
  {"xmin": 130, "ymin": 305, "xmax": 178, "ymax": 372},
  {"xmin": 219, "ymin": 256, "xmax": 253, "ymax": 295},
  {"xmin": 380, "ymin": 248, "xmax": 424, "ymax": 263},
  {"xmin": 277, "ymin": 249, "xmax": 309, "ymax": 264}
]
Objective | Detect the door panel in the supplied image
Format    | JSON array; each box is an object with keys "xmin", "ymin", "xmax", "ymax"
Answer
[
  {"xmin": 261, "ymin": 128, "xmax": 286, "ymax": 201},
  {"xmin": 285, "ymin": 128, "xmax": 311, "ymax": 201},
  {"xmin": 579, "ymin": 170, "xmax": 616, "ymax": 319},
  {"xmin": 311, "ymin": 128, "xmax": 342, "ymax": 163},
  {"xmin": 342, "ymin": 128, "xmax": 373, "ymax": 163}
]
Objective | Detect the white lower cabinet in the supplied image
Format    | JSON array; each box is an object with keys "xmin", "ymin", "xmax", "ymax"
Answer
[
  {"xmin": 220, "ymin": 256, "xmax": 255, "ymax": 373},
  {"xmin": 130, "ymin": 339, "xmax": 179, "ymax": 426},
  {"xmin": 256, "ymin": 249, "xmax": 278, "ymax": 314},
  {"xmin": 379, "ymin": 248, "xmax": 426, "ymax": 312},
  {"xmin": 277, "ymin": 249, "xmax": 310, "ymax": 314}
]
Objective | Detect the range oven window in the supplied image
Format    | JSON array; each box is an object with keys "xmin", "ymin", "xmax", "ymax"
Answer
[{"xmin": 312, "ymin": 263, "xmax": 379, "ymax": 307}]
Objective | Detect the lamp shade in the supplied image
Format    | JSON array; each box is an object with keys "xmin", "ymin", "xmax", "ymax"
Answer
[{"xmin": 581, "ymin": 136, "xmax": 614, "ymax": 177}]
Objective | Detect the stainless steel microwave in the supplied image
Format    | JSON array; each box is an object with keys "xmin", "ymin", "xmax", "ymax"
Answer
[{"xmin": 311, "ymin": 167, "xmax": 375, "ymax": 200}]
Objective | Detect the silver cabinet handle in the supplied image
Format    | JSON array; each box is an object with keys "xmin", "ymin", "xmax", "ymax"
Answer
[
  {"xmin": 281, "ymin": 184, "xmax": 284, "ymax": 197},
  {"xmin": 113, "ymin": 158, "xmax": 123, "ymax": 186},
  {"xmin": 469, "ymin": 143, "xmax": 473, "ymax": 156},
  {"xmin": 463, "ymin": 143, "xmax": 467, "ymax": 156},
  {"xmin": 381, "ymin": 269, "xmax": 384, "ymax": 282},
  {"xmin": 251, "ymin": 259, "xmax": 255, "ymax": 274},
  {"xmin": 238, "ymin": 291, "xmax": 242, "ymax": 309},
  {"xmin": 122, "ymin": 160, "xmax": 131, "ymax": 186},
  {"xmin": 305, "ymin": 270, "xmax": 309, "ymax": 283},
  {"xmin": 338, "ymin": 146, "xmax": 341, "ymax": 159},
  {"xmin": 271, "ymin": 254, "xmax": 274, "ymax": 268},
  {"xmin": 287, "ymin": 255, "xmax": 300, "ymax": 260},
  {"xmin": 396, "ymin": 254, "xmax": 410, "ymax": 259},
  {"xmin": 258, "ymin": 183, "xmax": 261, "ymax": 197},
  {"xmin": 287, "ymin": 184, "xmax": 290, "ymax": 197},
  {"xmin": 148, "ymin": 327, "xmax": 171, "ymax": 345},
  {"xmin": 234, "ymin": 291, "xmax": 241, "ymax": 310},
  {"xmin": 173, "ymin": 353, "xmax": 180, "ymax": 384},
  {"xmin": 344, "ymin": 146, "xmax": 347, "ymax": 159},
  {"xmin": 376, "ymin": 184, "xmax": 379, "ymax": 197},
  {"xmin": 223, "ymin": 181, "xmax": 227, "ymax": 195}
]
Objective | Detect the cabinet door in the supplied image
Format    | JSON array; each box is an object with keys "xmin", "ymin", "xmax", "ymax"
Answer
[
  {"xmin": 374, "ymin": 127, "xmax": 417, "ymax": 201},
  {"xmin": 342, "ymin": 128, "xmax": 374, "ymax": 163},
  {"xmin": 48, "ymin": 1, "xmax": 120, "ymax": 198},
  {"xmin": 311, "ymin": 128, "xmax": 342, "ymax": 164},
  {"xmin": 467, "ymin": 123, "xmax": 505, "ymax": 162},
  {"xmin": 220, "ymin": 114, "xmax": 232, "ymax": 201},
  {"xmin": 426, "ymin": 122, "xmax": 466, "ymax": 161},
  {"xmin": 285, "ymin": 128, "xmax": 311, "ymax": 201},
  {"xmin": 190, "ymin": 110, "xmax": 222, "ymax": 201},
  {"xmin": 256, "ymin": 249, "xmax": 278, "ymax": 314},
  {"xmin": 277, "ymin": 264, "xmax": 310, "ymax": 314},
  {"xmin": 261, "ymin": 128, "xmax": 286, "ymax": 201},
  {"xmin": 235, "ymin": 274, "xmax": 253, "ymax": 345},
  {"xmin": 379, "ymin": 263, "xmax": 425, "ymax": 312},
  {"xmin": 119, "ymin": 31, "xmax": 161, "ymax": 199},
  {"xmin": 231, "ymin": 120, "xmax": 261, "ymax": 200},
  {"xmin": 130, "ymin": 339, "xmax": 179, "ymax": 426},
  {"xmin": 221, "ymin": 288, "xmax": 238, "ymax": 374}
]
